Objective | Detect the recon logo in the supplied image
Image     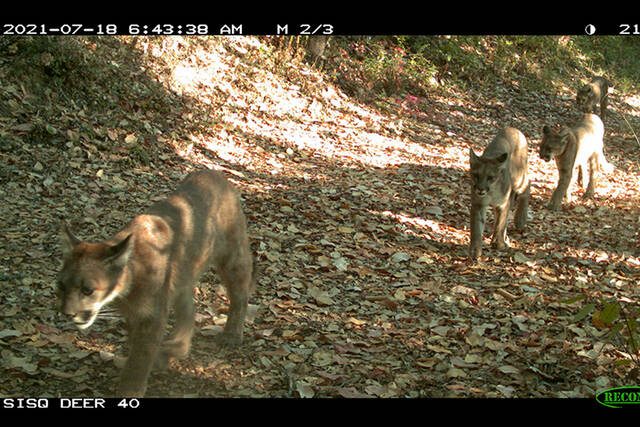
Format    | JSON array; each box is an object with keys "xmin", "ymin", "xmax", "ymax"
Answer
[{"xmin": 596, "ymin": 387, "xmax": 640, "ymax": 408}]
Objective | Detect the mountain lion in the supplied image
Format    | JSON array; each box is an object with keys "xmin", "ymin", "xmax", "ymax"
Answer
[
  {"xmin": 576, "ymin": 76, "xmax": 610, "ymax": 121},
  {"xmin": 539, "ymin": 113, "xmax": 612, "ymax": 210},
  {"xmin": 57, "ymin": 169, "xmax": 255, "ymax": 397},
  {"xmin": 469, "ymin": 127, "xmax": 530, "ymax": 260}
]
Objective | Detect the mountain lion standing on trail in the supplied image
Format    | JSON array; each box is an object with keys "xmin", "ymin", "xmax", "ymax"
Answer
[
  {"xmin": 57, "ymin": 169, "xmax": 255, "ymax": 397},
  {"xmin": 539, "ymin": 113, "xmax": 613, "ymax": 210},
  {"xmin": 468, "ymin": 127, "xmax": 530, "ymax": 260},
  {"xmin": 576, "ymin": 76, "xmax": 610, "ymax": 121}
]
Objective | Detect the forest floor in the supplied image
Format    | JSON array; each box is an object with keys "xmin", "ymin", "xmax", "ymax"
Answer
[{"xmin": 1, "ymin": 36, "xmax": 640, "ymax": 400}]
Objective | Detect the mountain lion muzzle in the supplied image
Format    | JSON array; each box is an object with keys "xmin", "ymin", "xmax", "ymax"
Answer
[
  {"xmin": 576, "ymin": 76, "xmax": 610, "ymax": 122},
  {"xmin": 469, "ymin": 127, "xmax": 530, "ymax": 260},
  {"xmin": 57, "ymin": 169, "xmax": 256, "ymax": 397},
  {"xmin": 539, "ymin": 113, "xmax": 613, "ymax": 210}
]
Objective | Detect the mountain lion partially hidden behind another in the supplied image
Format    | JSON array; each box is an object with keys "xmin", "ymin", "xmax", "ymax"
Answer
[
  {"xmin": 576, "ymin": 76, "xmax": 610, "ymax": 122},
  {"xmin": 468, "ymin": 127, "xmax": 530, "ymax": 260},
  {"xmin": 539, "ymin": 113, "xmax": 613, "ymax": 210},
  {"xmin": 57, "ymin": 169, "xmax": 255, "ymax": 397}
]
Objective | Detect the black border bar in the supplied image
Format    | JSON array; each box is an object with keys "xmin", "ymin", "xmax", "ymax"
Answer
[{"xmin": 0, "ymin": 20, "xmax": 636, "ymax": 36}]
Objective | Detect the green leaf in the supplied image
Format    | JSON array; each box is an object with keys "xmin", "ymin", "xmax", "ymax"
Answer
[
  {"xmin": 561, "ymin": 295, "xmax": 587, "ymax": 305},
  {"xmin": 572, "ymin": 303, "xmax": 595, "ymax": 323},
  {"xmin": 601, "ymin": 302, "xmax": 620, "ymax": 324},
  {"xmin": 45, "ymin": 124, "xmax": 57, "ymax": 135}
]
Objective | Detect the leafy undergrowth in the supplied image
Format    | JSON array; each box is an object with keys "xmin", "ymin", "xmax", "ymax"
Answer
[{"xmin": 1, "ymin": 36, "xmax": 640, "ymax": 399}]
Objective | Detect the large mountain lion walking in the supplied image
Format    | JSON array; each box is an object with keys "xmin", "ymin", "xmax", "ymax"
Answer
[
  {"xmin": 57, "ymin": 169, "xmax": 255, "ymax": 397},
  {"xmin": 468, "ymin": 127, "xmax": 530, "ymax": 260}
]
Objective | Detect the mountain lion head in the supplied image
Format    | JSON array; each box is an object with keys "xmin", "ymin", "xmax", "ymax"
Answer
[
  {"xmin": 57, "ymin": 223, "xmax": 134, "ymax": 329},
  {"xmin": 469, "ymin": 149, "xmax": 508, "ymax": 197},
  {"xmin": 576, "ymin": 85, "xmax": 598, "ymax": 113},
  {"xmin": 539, "ymin": 125, "xmax": 570, "ymax": 162}
]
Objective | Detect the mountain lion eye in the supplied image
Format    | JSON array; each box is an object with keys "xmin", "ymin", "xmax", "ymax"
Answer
[{"xmin": 81, "ymin": 286, "xmax": 94, "ymax": 296}]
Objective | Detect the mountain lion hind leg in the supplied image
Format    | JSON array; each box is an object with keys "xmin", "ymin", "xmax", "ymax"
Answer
[{"xmin": 214, "ymin": 245, "xmax": 254, "ymax": 347}]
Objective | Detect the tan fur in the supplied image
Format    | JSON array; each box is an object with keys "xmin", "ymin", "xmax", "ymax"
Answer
[
  {"xmin": 539, "ymin": 113, "xmax": 613, "ymax": 210},
  {"xmin": 57, "ymin": 170, "xmax": 255, "ymax": 397},
  {"xmin": 576, "ymin": 76, "xmax": 610, "ymax": 121},
  {"xmin": 468, "ymin": 127, "xmax": 530, "ymax": 260}
]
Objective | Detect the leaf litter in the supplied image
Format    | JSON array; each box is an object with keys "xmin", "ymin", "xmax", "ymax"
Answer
[{"xmin": 0, "ymin": 36, "xmax": 639, "ymax": 399}]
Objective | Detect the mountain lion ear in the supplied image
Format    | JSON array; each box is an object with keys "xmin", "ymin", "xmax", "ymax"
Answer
[
  {"xmin": 105, "ymin": 234, "xmax": 134, "ymax": 269},
  {"xmin": 542, "ymin": 125, "xmax": 551, "ymax": 136},
  {"xmin": 60, "ymin": 222, "xmax": 80, "ymax": 258},
  {"xmin": 469, "ymin": 148, "xmax": 480, "ymax": 169},
  {"xmin": 469, "ymin": 147, "xmax": 480, "ymax": 166}
]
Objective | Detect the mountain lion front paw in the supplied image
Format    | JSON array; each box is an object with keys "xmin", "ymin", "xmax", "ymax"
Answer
[
  {"xmin": 214, "ymin": 331, "xmax": 243, "ymax": 348},
  {"xmin": 469, "ymin": 244, "xmax": 482, "ymax": 261},
  {"xmin": 118, "ymin": 380, "xmax": 147, "ymax": 398}
]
